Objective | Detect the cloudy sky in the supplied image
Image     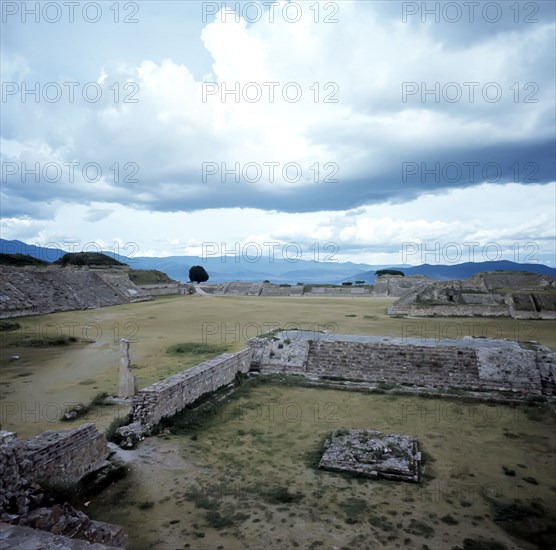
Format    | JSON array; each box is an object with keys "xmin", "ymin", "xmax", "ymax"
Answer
[{"xmin": 1, "ymin": 0, "xmax": 555, "ymax": 266}]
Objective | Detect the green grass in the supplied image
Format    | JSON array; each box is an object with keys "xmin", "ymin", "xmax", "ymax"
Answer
[
  {"xmin": 129, "ymin": 269, "xmax": 176, "ymax": 285},
  {"xmin": 11, "ymin": 335, "xmax": 80, "ymax": 347},
  {"xmin": 166, "ymin": 342, "xmax": 229, "ymax": 355},
  {"xmin": 61, "ymin": 392, "xmax": 111, "ymax": 422},
  {"xmin": 87, "ymin": 381, "xmax": 556, "ymax": 550}
]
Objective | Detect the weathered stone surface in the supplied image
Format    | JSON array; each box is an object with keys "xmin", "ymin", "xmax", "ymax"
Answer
[
  {"xmin": 18, "ymin": 505, "xmax": 127, "ymax": 547},
  {"xmin": 1, "ymin": 426, "xmax": 127, "ymax": 547},
  {"xmin": 387, "ymin": 272, "xmax": 555, "ymax": 319},
  {"xmin": 136, "ymin": 283, "xmax": 179, "ymax": 296},
  {"xmin": 246, "ymin": 337, "xmax": 309, "ymax": 374},
  {"xmin": 118, "ymin": 340, "xmax": 136, "ymax": 399},
  {"xmin": 0, "ymin": 265, "xmax": 151, "ymax": 319},
  {"xmin": 114, "ymin": 422, "xmax": 144, "ymax": 449},
  {"xmin": 129, "ymin": 349, "xmax": 252, "ymax": 434},
  {"xmin": 21, "ymin": 424, "xmax": 111, "ymax": 485},
  {"xmin": 319, "ymin": 429, "xmax": 421, "ymax": 482},
  {"xmin": 0, "ymin": 521, "xmax": 125, "ymax": 549},
  {"xmin": 248, "ymin": 331, "xmax": 554, "ymax": 396},
  {"xmin": 373, "ymin": 275, "xmax": 432, "ymax": 297}
]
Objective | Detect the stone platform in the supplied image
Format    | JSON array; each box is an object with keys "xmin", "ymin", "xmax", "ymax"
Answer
[{"xmin": 318, "ymin": 429, "xmax": 421, "ymax": 482}]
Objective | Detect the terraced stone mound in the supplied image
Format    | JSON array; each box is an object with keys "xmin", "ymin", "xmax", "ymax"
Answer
[
  {"xmin": 0, "ymin": 265, "xmax": 151, "ymax": 318},
  {"xmin": 319, "ymin": 428, "xmax": 421, "ymax": 483}
]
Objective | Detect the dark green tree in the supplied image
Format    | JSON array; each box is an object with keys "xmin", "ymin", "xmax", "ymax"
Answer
[
  {"xmin": 189, "ymin": 265, "xmax": 209, "ymax": 283},
  {"xmin": 375, "ymin": 269, "xmax": 405, "ymax": 277}
]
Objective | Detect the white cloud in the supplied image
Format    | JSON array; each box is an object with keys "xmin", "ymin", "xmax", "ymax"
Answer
[{"xmin": 1, "ymin": 1, "xmax": 554, "ymax": 265}]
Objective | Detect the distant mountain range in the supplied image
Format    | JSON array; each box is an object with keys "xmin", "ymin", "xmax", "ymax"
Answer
[{"xmin": 1, "ymin": 239, "xmax": 554, "ymax": 284}]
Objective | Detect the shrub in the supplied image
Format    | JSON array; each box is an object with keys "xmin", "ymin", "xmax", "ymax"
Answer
[
  {"xmin": 91, "ymin": 391, "xmax": 109, "ymax": 406},
  {"xmin": 105, "ymin": 415, "xmax": 132, "ymax": 443},
  {"xmin": 166, "ymin": 342, "xmax": 228, "ymax": 355},
  {"xmin": 0, "ymin": 320, "xmax": 21, "ymax": 331}
]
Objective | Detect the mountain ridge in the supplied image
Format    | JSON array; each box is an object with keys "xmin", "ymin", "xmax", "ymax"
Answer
[{"xmin": 1, "ymin": 239, "xmax": 554, "ymax": 284}]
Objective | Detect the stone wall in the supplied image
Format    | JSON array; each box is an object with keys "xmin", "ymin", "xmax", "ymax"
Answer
[
  {"xmin": 1, "ymin": 424, "xmax": 111, "ymax": 515},
  {"xmin": 207, "ymin": 282, "xmax": 371, "ymax": 297},
  {"xmin": 0, "ymin": 425, "xmax": 127, "ymax": 548},
  {"xmin": 248, "ymin": 337, "xmax": 310, "ymax": 375},
  {"xmin": 260, "ymin": 285, "xmax": 304, "ymax": 296},
  {"xmin": 308, "ymin": 286, "xmax": 372, "ymax": 296},
  {"xmin": 306, "ymin": 340, "xmax": 482, "ymax": 389},
  {"xmin": 373, "ymin": 276, "xmax": 432, "ymax": 297},
  {"xmin": 136, "ymin": 283, "xmax": 179, "ymax": 296},
  {"xmin": 20, "ymin": 424, "xmax": 111, "ymax": 485},
  {"xmin": 131, "ymin": 349, "xmax": 252, "ymax": 432},
  {"xmin": 213, "ymin": 282, "xmax": 264, "ymax": 295},
  {"xmin": 387, "ymin": 272, "xmax": 555, "ymax": 318},
  {"xmin": 477, "ymin": 272, "xmax": 554, "ymax": 291},
  {"xmin": 121, "ymin": 331, "xmax": 555, "ymax": 443},
  {"xmin": 306, "ymin": 340, "xmax": 545, "ymax": 394},
  {"xmin": 247, "ymin": 331, "xmax": 555, "ymax": 397},
  {"xmin": 404, "ymin": 304, "xmax": 510, "ymax": 317},
  {"xmin": 0, "ymin": 266, "xmax": 151, "ymax": 319}
]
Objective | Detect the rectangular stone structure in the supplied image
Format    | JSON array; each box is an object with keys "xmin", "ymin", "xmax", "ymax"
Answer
[{"xmin": 319, "ymin": 428, "xmax": 421, "ymax": 482}]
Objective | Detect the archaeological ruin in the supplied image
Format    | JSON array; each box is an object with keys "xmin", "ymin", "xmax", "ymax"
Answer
[
  {"xmin": 0, "ymin": 424, "xmax": 127, "ymax": 548},
  {"xmin": 318, "ymin": 429, "xmax": 422, "ymax": 483},
  {"xmin": 112, "ymin": 331, "xmax": 556, "ymax": 446},
  {"xmin": 0, "ymin": 265, "xmax": 151, "ymax": 319},
  {"xmin": 1, "ymin": 265, "xmax": 555, "ymax": 548},
  {"xmin": 2, "ymin": 325, "xmax": 556, "ymax": 547},
  {"xmin": 386, "ymin": 272, "xmax": 556, "ymax": 319}
]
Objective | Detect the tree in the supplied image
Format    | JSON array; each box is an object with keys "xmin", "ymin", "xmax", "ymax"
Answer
[
  {"xmin": 375, "ymin": 269, "xmax": 405, "ymax": 277},
  {"xmin": 189, "ymin": 265, "xmax": 209, "ymax": 283}
]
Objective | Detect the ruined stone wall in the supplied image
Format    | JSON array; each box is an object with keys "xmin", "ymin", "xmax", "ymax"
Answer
[
  {"xmin": 0, "ymin": 426, "xmax": 127, "ymax": 548},
  {"xmin": 0, "ymin": 266, "xmax": 151, "ymax": 319},
  {"xmin": 373, "ymin": 276, "xmax": 432, "ymax": 297},
  {"xmin": 309, "ymin": 287, "xmax": 372, "ymax": 296},
  {"xmin": 405, "ymin": 304, "xmax": 510, "ymax": 317},
  {"xmin": 213, "ymin": 282, "xmax": 263, "ymax": 295},
  {"xmin": 476, "ymin": 272, "xmax": 554, "ymax": 291},
  {"xmin": 136, "ymin": 283, "xmax": 179, "ymax": 296},
  {"xmin": 93, "ymin": 272, "xmax": 151, "ymax": 303},
  {"xmin": 21, "ymin": 424, "xmax": 110, "ymax": 485},
  {"xmin": 1, "ymin": 424, "xmax": 116, "ymax": 535},
  {"xmin": 260, "ymin": 285, "xmax": 304, "ymax": 296},
  {"xmin": 247, "ymin": 337, "xmax": 309, "ymax": 374},
  {"xmin": 306, "ymin": 340, "xmax": 484, "ymax": 389},
  {"xmin": 387, "ymin": 273, "xmax": 555, "ymax": 318},
  {"xmin": 207, "ymin": 283, "xmax": 371, "ymax": 297},
  {"xmin": 249, "ymin": 332, "xmax": 553, "ymax": 396},
  {"xmin": 131, "ymin": 349, "xmax": 252, "ymax": 431}
]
